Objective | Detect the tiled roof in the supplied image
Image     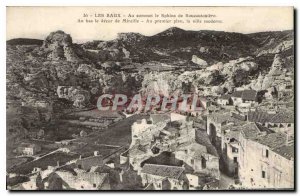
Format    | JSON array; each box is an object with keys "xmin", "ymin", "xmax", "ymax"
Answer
[
  {"xmin": 232, "ymin": 91, "xmax": 243, "ymax": 98},
  {"xmin": 141, "ymin": 164, "xmax": 184, "ymax": 179},
  {"xmin": 241, "ymin": 123, "xmax": 293, "ymax": 159},
  {"xmin": 195, "ymin": 130, "xmax": 219, "ymax": 157},
  {"xmin": 269, "ymin": 112, "xmax": 294, "ymax": 123},
  {"xmin": 231, "ymin": 90, "xmax": 257, "ymax": 101},
  {"xmin": 231, "ymin": 112, "xmax": 247, "ymax": 121},
  {"xmin": 209, "ymin": 112, "xmax": 233, "ymax": 124},
  {"xmin": 273, "ymin": 144, "xmax": 294, "ymax": 160},
  {"xmin": 177, "ymin": 142, "xmax": 207, "ymax": 158},
  {"xmin": 247, "ymin": 110, "xmax": 294, "ymax": 124},
  {"xmin": 76, "ymin": 155, "xmax": 104, "ymax": 170},
  {"xmin": 247, "ymin": 111, "xmax": 271, "ymax": 123},
  {"xmin": 150, "ymin": 114, "xmax": 170, "ymax": 124},
  {"xmin": 219, "ymin": 94, "xmax": 231, "ymax": 100},
  {"xmin": 255, "ymin": 123, "xmax": 274, "ymax": 134},
  {"xmin": 241, "ymin": 123, "xmax": 261, "ymax": 139},
  {"xmin": 253, "ymin": 132, "xmax": 287, "ymax": 150},
  {"xmin": 241, "ymin": 90, "xmax": 257, "ymax": 101}
]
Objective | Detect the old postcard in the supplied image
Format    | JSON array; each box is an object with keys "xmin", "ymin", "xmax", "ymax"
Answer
[{"xmin": 6, "ymin": 6, "xmax": 294, "ymax": 190}]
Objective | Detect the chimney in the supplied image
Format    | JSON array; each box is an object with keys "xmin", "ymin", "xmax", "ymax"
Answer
[
  {"xmin": 57, "ymin": 161, "xmax": 60, "ymax": 167},
  {"xmin": 79, "ymin": 155, "xmax": 82, "ymax": 160}
]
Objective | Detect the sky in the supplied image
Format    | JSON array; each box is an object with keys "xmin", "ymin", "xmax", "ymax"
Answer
[{"xmin": 6, "ymin": 6, "xmax": 294, "ymax": 42}]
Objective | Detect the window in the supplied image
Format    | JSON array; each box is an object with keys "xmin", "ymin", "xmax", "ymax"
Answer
[
  {"xmin": 234, "ymin": 167, "xmax": 238, "ymax": 175},
  {"xmin": 279, "ymin": 124, "xmax": 284, "ymax": 128},
  {"xmin": 266, "ymin": 150, "xmax": 269, "ymax": 158},
  {"xmin": 93, "ymin": 184, "xmax": 96, "ymax": 188},
  {"xmin": 262, "ymin": 171, "xmax": 266, "ymax": 178},
  {"xmin": 288, "ymin": 124, "xmax": 291, "ymax": 127},
  {"xmin": 233, "ymin": 157, "xmax": 238, "ymax": 163},
  {"xmin": 201, "ymin": 156, "xmax": 207, "ymax": 169},
  {"xmin": 232, "ymin": 147, "xmax": 238, "ymax": 153},
  {"xmin": 191, "ymin": 159, "xmax": 194, "ymax": 165}
]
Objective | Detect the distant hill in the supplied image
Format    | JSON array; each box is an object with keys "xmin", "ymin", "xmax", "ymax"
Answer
[
  {"xmin": 7, "ymin": 38, "xmax": 43, "ymax": 46},
  {"xmin": 7, "ymin": 28, "xmax": 294, "ymax": 66}
]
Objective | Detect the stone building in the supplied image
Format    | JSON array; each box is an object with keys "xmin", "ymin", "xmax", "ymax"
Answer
[
  {"xmin": 140, "ymin": 164, "xmax": 188, "ymax": 190},
  {"xmin": 75, "ymin": 154, "xmax": 104, "ymax": 171},
  {"xmin": 174, "ymin": 142, "xmax": 220, "ymax": 179},
  {"xmin": 247, "ymin": 110, "xmax": 294, "ymax": 136},
  {"xmin": 231, "ymin": 90, "xmax": 258, "ymax": 107},
  {"xmin": 239, "ymin": 127, "xmax": 294, "ymax": 189},
  {"xmin": 17, "ymin": 143, "xmax": 41, "ymax": 156}
]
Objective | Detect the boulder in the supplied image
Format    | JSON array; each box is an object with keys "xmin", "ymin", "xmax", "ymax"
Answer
[{"xmin": 191, "ymin": 55, "xmax": 208, "ymax": 67}]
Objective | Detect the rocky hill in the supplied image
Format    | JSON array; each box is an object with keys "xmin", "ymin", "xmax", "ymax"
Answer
[{"xmin": 6, "ymin": 28, "xmax": 294, "ymax": 108}]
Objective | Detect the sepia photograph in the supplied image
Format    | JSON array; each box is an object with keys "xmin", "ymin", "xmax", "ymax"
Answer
[{"xmin": 6, "ymin": 6, "xmax": 295, "ymax": 191}]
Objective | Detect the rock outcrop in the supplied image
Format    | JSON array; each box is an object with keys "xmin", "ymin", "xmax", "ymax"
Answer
[
  {"xmin": 42, "ymin": 30, "xmax": 79, "ymax": 61},
  {"xmin": 57, "ymin": 86, "xmax": 90, "ymax": 108},
  {"xmin": 191, "ymin": 55, "xmax": 208, "ymax": 67}
]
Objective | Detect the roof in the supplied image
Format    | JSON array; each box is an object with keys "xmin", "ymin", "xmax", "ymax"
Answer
[
  {"xmin": 254, "ymin": 132, "xmax": 287, "ymax": 150},
  {"xmin": 231, "ymin": 91, "xmax": 243, "ymax": 98},
  {"xmin": 273, "ymin": 144, "xmax": 294, "ymax": 160},
  {"xmin": 247, "ymin": 111, "xmax": 271, "ymax": 123},
  {"xmin": 241, "ymin": 90, "xmax": 257, "ymax": 101},
  {"xmin": 129, "ymin": 144, "xmax": 149, "ymax": 156},
  {"xmin": 268, "ymin": 111, "xmax": 294, "ymax": 123},
  {"xmin": 241, "ymin": 123, "xmax": 264, "ymax": 139},
  {"xmin": 255, "ymin": 123, "xmax": 275, "ymax": 134},
  {"xmin": 241, "ymin": 124, "xmax": 293, "ymax": 159},
  {"xmin": 177, "ymin": 142, "xmax": 207, "ymax": 158},
  {"xmin": 219, "ymin": 94, "xmax": 231, "ymax": 100},
  {"xmin": 150, "ymin": 114, "xmax": 170, "ymax": 124},
  {"xmin": 209, "ymin": 112, "xmax": 233, "ymax": 124},
  {"xmin": 144, "ymin": 183, "xmax": 154, "ymax": 190},
  {"xmin": 194, "ymin": 131, "xmax": 219, "ymax": 157},
  {"xmin": 76, "ymin": 155, "xmax": 104, "ymax": 167},
  {"xmin": 78, "ymin": 172, "xmax": 109, "ymax": 187},
  {"xmin": 232, "ymin": 90, "xmax": 257, "ymax": 101},
  {"xmin": 141, "ymin": 164, "xmax": 184, "ymax": 179},
  {"xmin": 164, "ymin": 122, "xmax": 181, "ymax": 134},
  {"xmin": 247, "ymin": 110, "xmax": 294, "ymax": 124}
]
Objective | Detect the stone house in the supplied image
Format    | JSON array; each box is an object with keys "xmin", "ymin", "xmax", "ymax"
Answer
[
  {"xmin": 174, "ymin": 142, "xmax": 220, "ymax": 179},
  {"xmin": 140, "ymin": 164, "xmax": 188, "ymax": 190},
  {"xmin": 247, "ymin": 110, "xmax": 294, "ymax": 136},
  {"xmin": 75, "ymin": 154, "xmax": 104, "ymax": 171},
  {"xmin": 238, "ymin": 127, "xmax": 294, "ymax": 189},
  {"xmin": 231, "ymin": 90, "xmax": 258, "ymax": 106},
  {"xmin": 217, "ymin": 94, "xmax": 231, "ymax": 106},
  {"xmin": 17, "ymin": 143, "xmax": 41, "ymax": 156}
]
